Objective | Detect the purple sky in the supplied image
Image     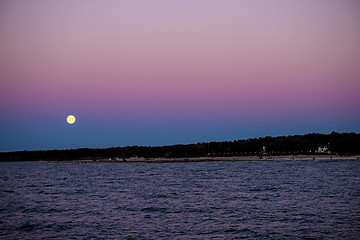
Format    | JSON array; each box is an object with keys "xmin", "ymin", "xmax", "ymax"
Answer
[{"xmin": 1, "ymin": 0, "xmax": 360, "ymax": 151}]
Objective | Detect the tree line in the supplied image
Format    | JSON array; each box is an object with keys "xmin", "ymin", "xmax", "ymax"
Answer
[{"xmin": 1, "ymin": 132, "xmax": 359, "ymax": 161}]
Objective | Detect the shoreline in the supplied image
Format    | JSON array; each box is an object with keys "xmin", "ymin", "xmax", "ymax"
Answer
[
  {"xmin": 1, "ymin": 155, "xmax": 359, "ymax": 163},
  {"xmin": 121, "ymin": 155, "xmax": 360, "ymax": 163},
  {"xmin": 75, "ymin": 155, "xmax": 360, "ymax": 163}
]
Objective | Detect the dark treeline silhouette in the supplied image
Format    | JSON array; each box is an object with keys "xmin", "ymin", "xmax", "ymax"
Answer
[{"xmin": 1, "ymin": 132, "xmax": 359, "ymax": 162}]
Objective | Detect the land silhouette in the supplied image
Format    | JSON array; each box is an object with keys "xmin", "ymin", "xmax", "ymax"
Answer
[{"xmin": 1, "ymin": 132, "xmax": 359, "ymax": 162}]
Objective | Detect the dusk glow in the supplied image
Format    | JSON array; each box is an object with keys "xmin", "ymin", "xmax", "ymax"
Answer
[{"xmin": 1, "ymin": 0, "xmax": 360, "ymax": 151}]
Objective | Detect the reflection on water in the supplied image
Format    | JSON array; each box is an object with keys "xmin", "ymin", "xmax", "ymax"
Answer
[{"xmin": 1, "ymin": 160, "xmax": 360, "ymax": 239}]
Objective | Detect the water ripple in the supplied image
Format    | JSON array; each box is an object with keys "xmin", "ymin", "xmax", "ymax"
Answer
[{"xmin": 0, "ymin": 160, "xmax": 359, "ymax": 239}]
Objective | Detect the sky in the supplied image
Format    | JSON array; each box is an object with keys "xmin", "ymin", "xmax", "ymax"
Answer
[{"xmin": 1, "ymin": 0, "xmax": 360, "ymax": 152}]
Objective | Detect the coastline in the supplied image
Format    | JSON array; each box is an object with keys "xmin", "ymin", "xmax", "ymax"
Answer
[
  {"xmin": 2, "ymin": 155, "xmax": 360, "ymax": 163},
  {"xmin": 90, "ymin": 155, "xmax": 360, "ymax": 163}
]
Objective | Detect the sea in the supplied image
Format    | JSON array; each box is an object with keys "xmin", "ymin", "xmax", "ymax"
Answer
[{"xmin": 0, "ymin": 160, "xmax": 359, "ymax": 239}]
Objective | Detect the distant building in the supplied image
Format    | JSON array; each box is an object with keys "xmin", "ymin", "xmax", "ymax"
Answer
[{"xmin": 317, "ymin": 146, "xmax": 329, "ymax": 153}]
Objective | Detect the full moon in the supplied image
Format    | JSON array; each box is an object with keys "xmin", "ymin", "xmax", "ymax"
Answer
[{"xmin": 67, "ymin": 115, "xmax": 76, "ymax": 124}]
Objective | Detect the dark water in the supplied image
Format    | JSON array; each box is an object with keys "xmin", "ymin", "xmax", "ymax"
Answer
[{"xmin": 1, "ymin": 160, "xmax": 359, "ymax": 239}]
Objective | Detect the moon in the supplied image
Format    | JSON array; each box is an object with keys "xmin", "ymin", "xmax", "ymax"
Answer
[{"xmin": 67, "ymin": 115, "xmax": 76, "ymax": 124}]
